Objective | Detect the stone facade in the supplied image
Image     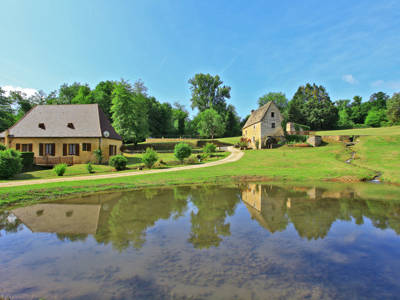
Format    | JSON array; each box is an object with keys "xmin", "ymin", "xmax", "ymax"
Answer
[
  {"xmin": 306, "ymin": 135, "xmax": 322, "ymax": 147},
  {"xmin": 242, "ymin": 102, "xmax": 284, "ymax": 149}
]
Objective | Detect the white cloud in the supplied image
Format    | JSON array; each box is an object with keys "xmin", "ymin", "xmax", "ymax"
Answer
[
  {"xmin": 371, "ymin": 80, "xmax": 400, "ymax": 90},
  {"xmin": 342, "ymin": 74, "xmax": 358, "ymax": 84},
  {"xmin": 1, "ymin": 85, "xmax": 39, "ymax": 97}
]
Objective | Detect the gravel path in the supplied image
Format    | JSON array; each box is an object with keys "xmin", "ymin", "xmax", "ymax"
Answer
[{"xmin": 0, "ymin": 147, "xmax": 243, "ymax": 188}]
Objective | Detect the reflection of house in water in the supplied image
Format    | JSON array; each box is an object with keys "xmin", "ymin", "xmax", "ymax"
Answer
[
  {"xmin": 241, "ymin": 184, "xmax": 289, "ymax": 233},
  {"xmin": 241, "ymin": 184, "xmax": 356, "ymax": 239},
  {"xmin": 12, "ymin": 192, "xmax": 124, "ymax": 235}
]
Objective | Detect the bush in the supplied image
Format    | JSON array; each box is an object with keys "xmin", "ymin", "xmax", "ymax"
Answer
[
  {"xmin": 20, "ymin": 152, "xmax": 34, "ymax": 170},
  {"xmin": 53, "ymin": 163, "xmax": 67, "ymax": 176},
  {"xmin": 174, "ymin": 143, "xmax": 192, "ymax": 162},
  {"xmin": 0, "ymin": 144, "xmax": 6, "ymax": 151},
  {"xmin": 142, "ymin": 148, "xmax": 158, "ymax": 168},
  {"xmin": 109, "ymin": 155, "xmax": 128, "ymax": 171},
  {"xmin": 0, "ymin": 149, "xmax": 22, "ymax": 179},
  {"xmin": 86, "ymin": 162, "xmax": 95, "ymax": 174},
  {"xmin": 94, "ymin": 149, "xmax": 103, "ymax": 164},
  {"xmin": 239, "ymin": 137, "xmax": 250, "ymax": 148},
  {"xmin": 187, "ymin": 155, "xmax": 197, "ymax": 164},
  {"xmin": 203, "ymin": 143, "xmax": 217, "ymax": 154},
  {"xmin": 285, "ymin": 134, "xmax": 308, "ymax": 143}
]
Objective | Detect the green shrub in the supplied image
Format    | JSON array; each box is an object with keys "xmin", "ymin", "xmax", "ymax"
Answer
[
  {"xmin": 174, "ymin": 143, "xmax": 192, "ymax": 162},
  {"xmin": 0, "ymin": 144, "xmax": 6, "ymax": 151},
  {"xmin": 0, "ymin": 149, "xmax": 22, "ymax": 179},
  {"xmin": 86, "ymin": 162, "xmax": 95, "ymax": 174},
  {"xmin": 142, "ymin": 148, "xmax": 158, "ymax": 168},
  {"xmin": 203, "ymin": 143, "xmax": 217, "ymax": 154},
  {"xmin": 53, "ymin": 163, "xmax": 67, "ymax": 176},
  {"xmin": 109, "ymin": 155, "xmax": 128, "ymax": 171},
  {"xmin": 20, "ymin": 152, "xmax": 34, "ymax": 170},
  {"xmin": 285, "ymin": 134, "xmax": 308, "ymax": 143},
  {"xmin": 187, "ymin": 155, "xmax": 197, "ymax": 164},
  {"xmin": 94, "ymin": 149, "xmax": 103, "ymax": 164}
]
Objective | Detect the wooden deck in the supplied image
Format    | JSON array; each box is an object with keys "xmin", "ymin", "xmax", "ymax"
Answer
[{"xmin": 34, "ymin": 156, "xmax": 74, "ymax": 166}]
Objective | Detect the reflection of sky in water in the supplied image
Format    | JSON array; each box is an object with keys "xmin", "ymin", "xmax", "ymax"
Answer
[{"xmin": 1, "ymin": 184, "xmax": 400, "ymax": 299}]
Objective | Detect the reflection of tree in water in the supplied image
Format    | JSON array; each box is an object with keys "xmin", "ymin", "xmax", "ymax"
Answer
[
  {"xmin": 241, "ymin": 184, "xmax": 400, "ymax": 240},
  {"xmin": 96, "ymin": 188, "xmax": 189, "ymax": 251},
  {"xmin": 188, "ymin": 186, "xmax": 240, "ymax": 249},
  {"xmin": 0, "ymin": 211, "xmax": 23, "ymax": 236},
  {"xmin": 288, "ymin": 197, "xmax": 341, "ymax": 240}
]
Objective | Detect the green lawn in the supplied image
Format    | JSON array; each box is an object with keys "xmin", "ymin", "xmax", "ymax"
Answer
[
  {"xmin": 316, "ymin": 126, "xmax": 400, "ymax": 136},
  {"xmin": 0, "ymin": 140, "xmax": 385, "ymax": 205},
  {"xmin": 209, "ymin": 136, "xmax": 241, "ymax": 145},
  {"xmin": 1, "ymin": 152, "xmax": 229, "ymax": 182},
  {"xmin": 352, "ymin": 135, "xmax": 400, "ymax": 183}
]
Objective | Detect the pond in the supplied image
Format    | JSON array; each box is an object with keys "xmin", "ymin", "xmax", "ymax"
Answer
[{"xmin": 1, "ymin": 183, "xmax": 400, "ymax": 299}]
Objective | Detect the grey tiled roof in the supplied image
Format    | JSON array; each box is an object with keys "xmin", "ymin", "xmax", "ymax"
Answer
[
  {"xmin": 243, "ymin": 101, "xmax": 273, "ymax": 129},
  {"xmin": 0, "ymin": 104, "xmax": 122, "ymax": 140}
]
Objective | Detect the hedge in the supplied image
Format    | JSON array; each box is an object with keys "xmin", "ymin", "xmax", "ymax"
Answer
[{"xmin": 20, "ymin": 152, "xmax": 34, "ymax": 170}]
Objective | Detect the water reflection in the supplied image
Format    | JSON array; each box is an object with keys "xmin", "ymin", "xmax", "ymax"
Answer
[
  {"xmin": 2, "ymin": 184, "xmax": 400, "ymax": 299},
  {"xmin": 242, "ymin": 184, "xmax": 400, "ymax": 239},
  {"xmin": 2, "ymin": 184, "xmax": 400, "ymax": 248}
]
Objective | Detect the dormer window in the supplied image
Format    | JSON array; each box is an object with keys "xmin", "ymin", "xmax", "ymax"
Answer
[
  {"xmin": 67, "ymin": 123, "xmax": 75, "ymax": 129},
  {"xmin": 271, "ymin": 112, "xmax": 275, "ymax": 118},
  {"xmin": 38, "ymin": 123, "xmax": 45, "ymax": 130}
]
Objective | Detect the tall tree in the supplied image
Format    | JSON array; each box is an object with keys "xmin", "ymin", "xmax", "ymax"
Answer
[
  {"xmin": 224, "ymin": 104, "xmax": 241, "ymax": 137},
  {"xmin": 387, "ymin": 93, "xmax": 400, "ymax": 125},
  {"xmin": 258, "ymin": 92, "xmax": 288, "ymax": 112},
  {"xmin": 349, "ymin": 95, "xmax": 364, "ymax": 124},
  {"xmin": 369, "ymin": 91, "xmax": 389, "ymax": 110},
  {"xmin": 145, "ymin": 97, "xmax": 173, "ymax": 137},
  {"xmin": 188, "ymin": 73, "xmax": 230, "ymax": 114},
  {"xmin": 71, "ymin": 85, "xmax": 92, "ymax": 104},
  {"xmin": 288, "ymin": 83, "xmax": 338, "ymax": 130},
  {"xmin": 172, "ymin": 102, "xmax": 188, "ymax": 136},
  {"xmin": 196, "ymin": 108, "xmax": 225, "ymax": 139},
  {"xmin": 90, "ymin": 80, "xmax": 115, "ymax": 119},
  {"xmin": 57, "ymin": 82, "xmax": 86, "ymax": 104},
  {"xmin": 0, "ymin": 88, "xmax": 14, "ymax": 132},
  {"xmin": 111, "ymin": 80, "xmax": 149, "ymax": 144}
]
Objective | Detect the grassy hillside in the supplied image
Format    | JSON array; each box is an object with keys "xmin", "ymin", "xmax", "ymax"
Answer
[
  {"xmin": 0, "ymin": 141, "xmax": 379, "ymax": 205},
  {"xmin": 352, "ymin": 136, "xmax": 400, "ymax": 183},
  {"xmin": 316, "ymin": 126, "xmax": 400, "ymax": 136}
]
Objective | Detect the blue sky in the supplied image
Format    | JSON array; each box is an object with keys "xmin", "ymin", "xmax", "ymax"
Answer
[{"xmin": 1, "ymin": 0, "xmax": 399, "ymax": 117}]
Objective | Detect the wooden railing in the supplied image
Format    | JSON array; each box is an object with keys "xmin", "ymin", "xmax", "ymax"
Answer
[{"xmin": 34, "ymin": 156, "xmax": 74, "ymax": 166}]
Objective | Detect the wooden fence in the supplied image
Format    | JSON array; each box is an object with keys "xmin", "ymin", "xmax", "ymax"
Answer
[{"xmin": 34, "ymin": 156, "xmax": 74, "ymax": 166}]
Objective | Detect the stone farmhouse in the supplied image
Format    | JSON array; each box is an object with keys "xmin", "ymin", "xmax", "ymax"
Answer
[
  {"xmin": 0, "ymin": 104, "xmax": 122, "ymax": 165},
  {"xmin": 242, "ymin": 101, "xmax": 284, "ymax": 149}
]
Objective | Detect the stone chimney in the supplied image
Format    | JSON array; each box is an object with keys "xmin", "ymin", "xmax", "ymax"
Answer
[{"xmin": 4, "ymin": 129, "xmax": 10, "ymax": 148}]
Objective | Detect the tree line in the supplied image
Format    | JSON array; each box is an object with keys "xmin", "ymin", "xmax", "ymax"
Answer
[
  {"xmin": 0, "ymin": 74, "xmax": 242, "ymax": 143},
  {"xmin": 257, "ymin": 83, "xmax": 400, "ymax": 131},
  {"xmin": 1, "ymin": 75, "xmax": 400, "ymax": 142}
]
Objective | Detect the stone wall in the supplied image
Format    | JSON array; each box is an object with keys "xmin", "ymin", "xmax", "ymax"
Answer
[{"xmin": 306, "ymin": 136, "xmax": 322, "ymax": 147}]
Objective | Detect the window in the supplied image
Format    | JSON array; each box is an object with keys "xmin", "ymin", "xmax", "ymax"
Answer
[
  {"xmin": 271, "ymin": 112, "xmax": 275, "ymax": 118},
  {"xmin": 68, "ymin": 144, "xmax": 79, "ymax": 156},
  {"xmin": 109, "ymin": 145, "xmax": 117, "ymax": 156},
  {"xmin": 21, "ymin": 144, "xmax": 33, "ymax": 152},
  {"xmin": 39, "ymin": 143, "xmax": 55, "ymax": 156},
  {"xmin": 253, "ymin": 125, "xmax": 256, "ymax": 129},
  {"xmin": 38, "ymin": 123, "xmax": 45, "ymax": 130},
  {"xmin": 67, "ymin": 123, "xmax": 75, "ymax": 129},
  {"xmin": 82, "ymin": 143, "xmax": 91, "ymax": 152},
  {"xmin": 271, "ymin": 123, "xmax": 276, "ymax": 128}
]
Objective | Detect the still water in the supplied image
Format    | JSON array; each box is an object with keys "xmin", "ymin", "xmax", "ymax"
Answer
[{"xmin": 1, "ymin": 184, "xmax": 400, "ymax": 299}]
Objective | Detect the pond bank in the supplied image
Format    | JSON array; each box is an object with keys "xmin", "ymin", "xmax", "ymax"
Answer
[{"xmin": 0, "ymin": 137, "xmax": 399, "ymax": 207}]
